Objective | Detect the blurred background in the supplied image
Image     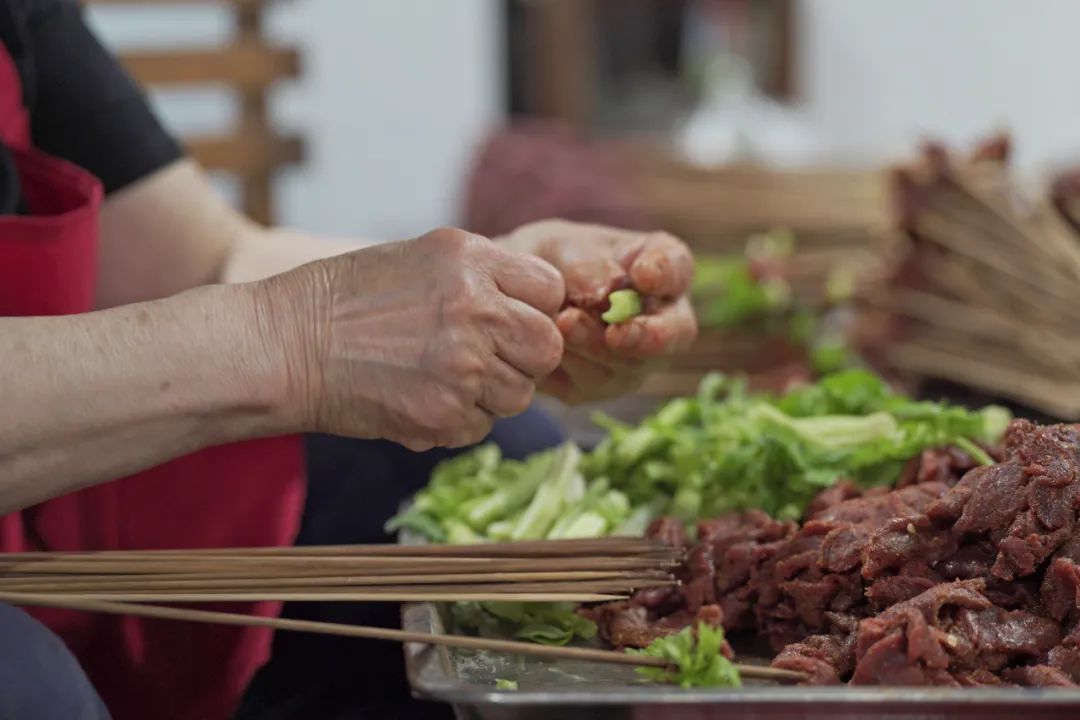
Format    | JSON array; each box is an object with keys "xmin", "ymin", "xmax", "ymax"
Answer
[
  {"xmin": 86, "ymin": 0, "xmax": 1080, "ymax": 236},
  {"xmin": 85, "ymin": 0, "xmax": 1080, "ymax": 432}
]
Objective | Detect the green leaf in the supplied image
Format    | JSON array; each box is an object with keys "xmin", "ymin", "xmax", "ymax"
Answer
[{"xmin": 629, "ymin": 623, "xmax": 741, "ymax": 688}]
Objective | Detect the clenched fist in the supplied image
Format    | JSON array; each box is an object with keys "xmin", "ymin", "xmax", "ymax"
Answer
[{"xmin": 258, "ymin": 228, "xmax": 565, "ymax": 451}]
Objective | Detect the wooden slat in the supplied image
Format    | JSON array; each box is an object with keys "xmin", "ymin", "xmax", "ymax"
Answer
[
  {"xmin": 119, "ymin": 44, "xmax": 298, "ymax": 88},
  {"xmin": 185, "ymin": 133, "xmax": 302, "ymax": 173},
  {"xmin": 235, "ymin": 1, "xmax": 275, "ymax": 223},
  {"xmin": 89, "ymin": 0, "xmax": 303, "ymax": 224}
]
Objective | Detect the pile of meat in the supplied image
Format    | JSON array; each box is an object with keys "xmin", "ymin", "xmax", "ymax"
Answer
[{"xmin": 580, "ymin": 420, "xmax": 1080, "ymax": 687}]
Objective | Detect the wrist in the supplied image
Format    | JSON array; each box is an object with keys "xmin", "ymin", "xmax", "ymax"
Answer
[{"xmin": 245, "ymin": 264, "xmax": 329, "ymax": 434}]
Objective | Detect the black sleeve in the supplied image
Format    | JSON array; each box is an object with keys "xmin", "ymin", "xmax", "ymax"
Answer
[{"xmin": 22, "ymin": 0, "xmax": 184, "ymax": 194}]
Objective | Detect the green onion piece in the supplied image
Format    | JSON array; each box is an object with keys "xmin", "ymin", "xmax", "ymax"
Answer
[{"xmin": 602, "ymin": 289, "xmax": 643, "ymax": 324}]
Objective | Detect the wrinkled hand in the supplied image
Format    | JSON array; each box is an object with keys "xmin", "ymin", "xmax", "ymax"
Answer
[
  {"xmin": 501, "ymin": 220, "xmax": 697, "ymax": 403},
  {"xmin": 260, "ymin": 228, "xmax": 565, "ymax": 451}
]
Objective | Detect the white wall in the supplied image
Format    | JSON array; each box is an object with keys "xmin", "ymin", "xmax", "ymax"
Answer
[
  {"xmin": 797, "ymin": 0, "xmax": 1080, "ymax": 174},
  {"xmin": 86, "ymin": 0, "xmax": 503, "ymax": 240}
]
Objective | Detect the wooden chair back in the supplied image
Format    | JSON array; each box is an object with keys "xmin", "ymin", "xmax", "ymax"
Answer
[{"xmin": 84, "ymin": 0, "xmax": 304, "ymax": 225}]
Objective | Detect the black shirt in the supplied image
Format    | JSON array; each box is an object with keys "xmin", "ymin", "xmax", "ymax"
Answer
[{"xmin": 0, "ymin": 0, "xmax": 182, "ymax": 214}]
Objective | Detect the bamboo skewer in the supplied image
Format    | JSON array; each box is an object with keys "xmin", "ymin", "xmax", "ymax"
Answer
[
  {"xmin": 0, "ymin": 592, "xmax": 807, "ymax": 683},
  {"xmin": 0, "ymin": 570, "xmax": 671, "ymax": 591},
  {"xmin": 0, "ymin": 555, "xmax": 680, "ymax": 577},
  {"xmin": 0, "ymin": 537, "xmax": 677, "ymax": 560},
  {"xmin": 3, "ymin": 591, "xmax": 627, "ymax": 602}
]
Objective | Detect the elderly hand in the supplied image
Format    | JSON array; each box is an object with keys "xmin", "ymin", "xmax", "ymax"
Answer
[
  {"xmin": 501, "ymin": 220, "xmax": 697, "ymax": 403},
  {"xmin": 259, "ymin": 228, "xmax": 565, "ymax": 451}
]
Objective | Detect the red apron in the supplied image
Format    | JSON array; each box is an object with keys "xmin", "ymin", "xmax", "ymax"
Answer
[{"xmin": 0, "ymin": 45, "xmax": 306, "ymax": 720}]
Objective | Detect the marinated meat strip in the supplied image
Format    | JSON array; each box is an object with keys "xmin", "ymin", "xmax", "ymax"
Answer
[
  {"xmin": 1048, "ymin": 626, "xmax": 1080, "ymax": 682},
  {"xmin": 804, "ymin": 480, "xmax": 864, "ymax": 519},
  {"xmin": 929, "ymin": 420, "xmax": 1080, "ymax": 581},
  {"xmin": 771, "ymin": 632, "xmax": 854, "ymax": 685},
  {"xmin": 1042, "ymin": 533, "xmax": 1080, "ymax": 627},
  {"xmin": 754, "ymin": 481, "xmax": 954, "ymax": 649},
  {"xmin": 579, "ymin": 600, "xmax": 730, "ymax": 654},
  {"xmin": 1000, "ymin": 665, "xmax": 1077, "ymax": 687},
  {"xmin": 895, "ymin": 447, "xmax": 989, "ymax": 488},
  {"xmin": 696, "ymin": 511, "xmax": 796, "ymax": 630},
  {"xmin": 849, "ymin": 580, "xmax": 1062, "ymax": 685}
]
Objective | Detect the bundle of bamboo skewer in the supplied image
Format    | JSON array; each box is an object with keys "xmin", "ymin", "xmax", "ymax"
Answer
[
  {"xmin": 0, "ymin": 538, "xmax": 808, "ymax": 682},
  {"xmin": 0, "ymin": 537, "xmax": 681, "ymax": 603},
  {"xmin": 857, "ymin": 134, "xmax": 1080, "ymax": 419}
]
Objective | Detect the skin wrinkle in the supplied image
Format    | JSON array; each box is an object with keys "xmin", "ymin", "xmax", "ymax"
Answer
[{"xmin": 0, "ymin": 284, "xmax": 284, "ymax": 513}]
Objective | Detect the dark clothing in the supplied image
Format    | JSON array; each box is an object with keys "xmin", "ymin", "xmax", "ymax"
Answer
[
  {"xmin": 0, "ymin": 603, "xmax": 111, "ymax": 720},
  {"xmin": 0, "ymin": 0, "xmax": 182, "ymax": 214}
]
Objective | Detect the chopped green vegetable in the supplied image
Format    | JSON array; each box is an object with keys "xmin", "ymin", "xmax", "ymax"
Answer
[
  {"xmin": 509, "ymin": 443, "xmax": 583, "ymax": 540},
  {"xmin": 693, "ymin": 256, "xmax": 790, "ymax": 329},
  {"xmin": 391, "ymin": 369, "xmax": 1011, "ymax": 540},
  {"xmin": 602, "ymin": 289, "xmax": 643, "ymax": 324},
  {"xmin": 452, "ymin": 601, "xmax": 596, "ymax": 646},
  {"xmin": 629, "ymin": 623, "xmax": 741, "ymax": 688},
  {"xmin": 585, "ymin": 369, "xmax": 1009, "ymax": 520},
  {"xmin": 495, "ymin": 678, "xmax": 518, "ymax": 691}
]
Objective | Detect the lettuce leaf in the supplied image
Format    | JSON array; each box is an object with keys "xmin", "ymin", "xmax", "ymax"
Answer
[
  {"xmin": 629, "ymin": 623, "xmax": 741, "ymax": 688},
  {"xmin": 452, "ymin": 601, "xmax": 596, "ymax": 646}
]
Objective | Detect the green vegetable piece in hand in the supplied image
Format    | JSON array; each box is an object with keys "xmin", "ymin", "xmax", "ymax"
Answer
[
  {"xmin": 602, "ymin": 289, "xmax": 643, "ymax": 324},
  {"xmin": 630, "ymin": 623, "xmax": 741, "ymax": 688}
]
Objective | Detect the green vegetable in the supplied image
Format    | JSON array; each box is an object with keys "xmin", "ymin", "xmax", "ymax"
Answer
[
  {"xmin": 693, "ymin": 256, "xmax": 790, "ymax": 328},
  {"xmin": 586, "ymin": 369, "xmax": 1009, "ymax": 520},
  {"xmin": 509, "ymin": 443, "xmax": 583, "ymax": 540},
  {"xmin": 443, "ymin": 518, "xmax": 483, "ymax": 545},
  {"xmin": 602, "ymin": 289, "xmax": 643, "ymax": 324},
  {"xmin": 809, "ymin": 334, "xmax": 856, "ymax": 375},
  {"xmin": 385, "ymin": 443, "xmax": 586, "ymax": 542},
  {"xmin": 452, "ymin": 602, "xmax": 596, "ymax": 646},
  {"xmin": 495, "ymin": 678, "xmax": 518, "ymax": 691},
  {"xmin": 462, "ymin": 449, "xmax": 554, "ymax": 530},
  {"xmin": 393, "ymin": 370, "xmax": 1010, "ymax": 541},
  {"xmin": 629, "ymin": 623, "xmax": 741, "ymax": 688}
]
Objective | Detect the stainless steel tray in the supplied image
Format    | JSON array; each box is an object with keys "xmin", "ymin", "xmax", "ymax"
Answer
[
  {"xmin": 398, "ymin": 539, "xmax": 1080, "ymax": 719},
  {"xmin": 402, "ymin": 598, "xmax": 1080, "ymax": 720}
]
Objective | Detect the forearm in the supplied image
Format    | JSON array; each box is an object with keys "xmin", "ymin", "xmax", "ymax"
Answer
[
  {"xmin": 0, "ymin": 284, "xmax": 290, "ymax": 513},
  {"xmin": 222, "ymin": 226, "xmax": 373, "ymax": 284},
  {"xmin": 96, "ymin": 159, "xmax": 379, "ymax": 306}
]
